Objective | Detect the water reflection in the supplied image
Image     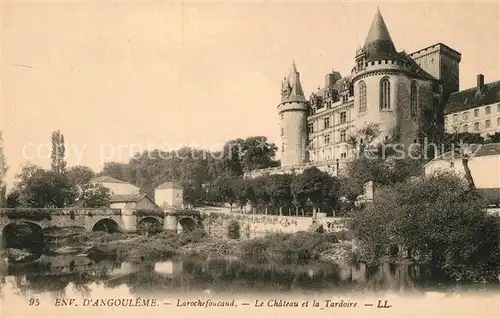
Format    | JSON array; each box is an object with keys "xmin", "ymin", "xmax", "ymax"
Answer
[{"xmin": 1, "ymin": 253, "xmax": 498, "ymax": 299}]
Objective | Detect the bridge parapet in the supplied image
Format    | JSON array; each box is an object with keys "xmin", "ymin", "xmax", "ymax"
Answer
[{"xmin": 0, "ymin": 208, "xmax": 122, "ymax": 217}]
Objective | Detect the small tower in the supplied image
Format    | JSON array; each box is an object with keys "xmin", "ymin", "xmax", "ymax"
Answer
[{"xmin": 278, "ymin": 61, "xmax": 309, "ymax": 167}]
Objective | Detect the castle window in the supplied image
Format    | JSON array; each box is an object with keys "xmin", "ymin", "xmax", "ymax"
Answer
[
  {"xmin": 324, "ymin": 117, "xmax": 330, "ymax": 129},
  {"xmin": 324, "ymin": 134, "xmax": 331, "ymax": 145},
  {"xmin": 340, "ymin": 130, "xmax": 347, "ymax": 142},
  {"xmin": 380, "ymin": 77, "xmax": 391, "ymax": 110},
  {"xmin": 281, "ymin": 114, "xmax": 284, "ymax": 120},
  {"xmin": 308, "ymin": 123, "xmax": 314, "ymax": 133},
  {"xmin": 341, "ymin": 153, "xmax": 347, "ymax": 160},
  {"xmin": 474, "ymin": 122, "xmax": 480, "ymax": 131},
  {"xmin": 340, "ymin": 111, "xmax": 347, "ymax": 124},
  {"xmin": 485, "ymin": 120, "xmax": 491, "ymax": 128},
  {"xmin": 497, "ymin": 117, "xmax": 500, "ymax": 126},
  {"xmin": 463, "ymin": 124, "xmax": 468, "ymax": 132},
  {"xmin": 281, "ymin": 128, "xmax": 284, "ymax": 136},
  {"xmin": 281, "ymin": 143, "xmax": 285, "ymax": 152},
  {"xmin": 342, "ymin": 95, "xmax": 348, "ymax": 103},
  {"xmin": 485, "ymin": 106, "xmax": 491, "ymax": 115},
  {"xmin": 474, "ymin": 109, "xmax": 479, "ymax": 117},
  {"xmin": 463, "ymin": 112, "xmax": 469, "ymax": 120},
  {"xmin": 453, "ymin": 114, "xmax": 458, "ymax": 122},
  {"xmin": 410, "ymin": 82, "xmax": 418, "ymax": 117},
  {"xmin": 359, "ymin": 81, "xmax": 367, "ymax": 113}
]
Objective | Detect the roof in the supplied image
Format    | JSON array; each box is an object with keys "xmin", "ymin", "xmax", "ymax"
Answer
[
  {"xmin": 281, "ymin": 61, "xmax": 307, "ymax": 103},
  {"xmin": 91, "ymin": 176, "xmax": 128, "ymax": 184},
  {"xmin": 110, "ymin": 193, "xmax": 154, "ymax": 203},
  {"xmin": 398, "ymin": 51, "xmax": 437, "ymax": 81},
  {"xmin": 429, "ymin": 143, "xmax": 500, "ymax": 162},
  {"xmin": 478, "ymin": 188, "xmax": 500, "ymax": 206},
  {"xmin": 363, "ymin": 8, "xmax": 399, "ymax": 62},
  {"xmin": 444, "ymin": 80, "xmax": 500, "ymax": 114},
  {"xmin": 156, "ymin": 181, "xmax": 183, "ymax": 190}
]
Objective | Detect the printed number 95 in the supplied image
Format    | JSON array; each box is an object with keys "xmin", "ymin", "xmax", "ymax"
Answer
[{"xmin": 29, "ymin": 298, "xmax": 40, "ymax": 306}]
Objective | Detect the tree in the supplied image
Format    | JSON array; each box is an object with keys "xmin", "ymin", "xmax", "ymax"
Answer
[
  {"xmin": 347, "ymin": 123, "xmax": 381, "ymax": 158},
  {"xmin": 67, "ymin": 165, "xmax": 95, "ymax": 188},
  {"xmin": 0, "ymin": 131, "xmax": 7, "ymax": 207},
  {"xmin": 240, "ymin": 136, "xmax": 279, "ymax": 172},
  {"xmin": 487, "ymin": 132, "xmax": 500, "ymax": 143},
  {"xmin": 348, "ymin": 172, "xmax": 500, "ymax": 282},
  {"xmin": 291, "ymin": 167, "xmax": 335, "ymax": 217},
  {"xmin": 232, "ymin": 178, "xmax": 255, "ymax": 212},
  {"xmin": 210, "ymin": 175, "xmax": 236, "ymax": 212},
  {"xmin": 51, "ymin": 130, "xmax": 67, "ymax": 174},
  {"xmin": 14, "ymin": 165, "xmax": 76, "ymax": 208},
  {"xmin": 76, "ymin": 183, "xmax": 111, "ymax": 208},
  {"xmin": 265, "ymin": 174, "xmax": 292, "ymax": 216},
  {"xmin": 252, "ymin": 176, "xmax": 271, "ymax": 214},
  {"xmin": 99, "ymin": 162, "xmax": 133, "ymax": 182}
]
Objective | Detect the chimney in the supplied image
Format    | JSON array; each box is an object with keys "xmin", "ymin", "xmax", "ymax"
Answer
[{"xmin": 477, "ymin": 74, "xmax": 484, "ymax": 90}]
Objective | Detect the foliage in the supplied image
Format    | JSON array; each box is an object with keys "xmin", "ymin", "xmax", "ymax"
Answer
[
  {"xmin": 290, "ymin": 167, "xmax": 339, "ymax": 214},
  {"xmin": 51, "ymin": 130, "xmax": 67, "ymax": 174},
  {"xmin": 265, "ymin": 174, "xmax": 292, "ymax": 211},
  {"xmin": 239, "ymin": 232, "xmax": 339, "ymax": 264},
  {"xmin": 77, "ymin": 183, "xmax": 111, "ymax": 208},
  {"xmin": 13, "ymin": 164, "xmax": 76, "ymax": 208},
  {"xmin": 227, "ymin": 220, "xmax": 241, "ymax": 239},
  {"xmin": 94, "ymin": 136, "xmax": 277, "ymax": 204},
  {"xmin": 348, "ymin": 172, "xmax": 500, "ymax": 282},
  {"xmin": 67, "ymin": 165, "xmax": 95, "ymax": 188}
]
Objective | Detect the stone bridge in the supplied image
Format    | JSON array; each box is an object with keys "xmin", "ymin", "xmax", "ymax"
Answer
[{"xmin": 0, "ymin": 208, "xmax": 202, "ymax": 248}]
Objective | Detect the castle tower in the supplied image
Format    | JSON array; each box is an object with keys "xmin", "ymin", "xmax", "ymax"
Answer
[
  {"xmin": 352, "ymin": 8, "xmax": 431, "ymax": 146},
  {"xmin": 278, "ymin": 61, "xmax": 309, "ymax": 167}
]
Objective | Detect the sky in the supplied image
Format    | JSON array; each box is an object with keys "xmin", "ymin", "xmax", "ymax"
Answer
[{"xmin": 1, "ymin": 1, "xmax": 499, "ymax": 186}]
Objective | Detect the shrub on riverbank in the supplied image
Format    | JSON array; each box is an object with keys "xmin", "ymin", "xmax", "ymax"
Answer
[
  {"xmin": 239, "ymin": 231, "xmax": 342, "ymax": 264},
  {"xmin": 227, "ymin": 220, "xmax": 241, "ymax": 239},
  {"xmin": 348, "ymin": 173, "xmax": 500, "ymax": 282},
  {"xmin": 86, "ymin": 229, "xmax": 208, "ymax": 261}
]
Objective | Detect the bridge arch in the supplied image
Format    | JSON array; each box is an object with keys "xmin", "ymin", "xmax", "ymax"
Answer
[
  {"xmin": 91, "ymin": 218, "xmax": 120, "ymax": 233},
  {"xmin": 178, "ymin": 217, "xmax": 197, "ymax": 232},
  {"xmin": 137, "ymin": 216, "xmax": 163, "ymax": 234},
  {"xmin": 1, "ymin": 221, "xmax": 45, "ymax": 250}
]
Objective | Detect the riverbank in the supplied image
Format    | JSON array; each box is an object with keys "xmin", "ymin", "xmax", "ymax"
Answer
[{"xmin": 42, "ymin": 229, "xmax": 352, "ymax": 265}]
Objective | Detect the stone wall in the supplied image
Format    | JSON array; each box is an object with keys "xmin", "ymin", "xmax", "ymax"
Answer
[{"xmin": 201, "ymin": 211, "xmax": 347, "ymax": 239}]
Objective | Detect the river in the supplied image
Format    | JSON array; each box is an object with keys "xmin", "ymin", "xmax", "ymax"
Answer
[{"xmin": 2, "ymin": 251, "xmax": 499, "ymax": 297}]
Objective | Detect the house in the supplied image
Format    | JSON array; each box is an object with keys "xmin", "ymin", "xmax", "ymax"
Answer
[
  {"xmin": 154, "ymin": 182, "xmax": 183, "ymax": 208},
  {"xmin": 109, "ymin": 193, "xmax": 160, "ymax": 211},
  {"xmin": 90, "ymin": 176, "xmax": 140, "ymax": 196},
  {"xmin": 424, "ymin": 143, "xmax": 500, "ymax": 213}
]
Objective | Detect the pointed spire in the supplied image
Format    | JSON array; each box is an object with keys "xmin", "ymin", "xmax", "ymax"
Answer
[
  {"xmin": 363, "ymin": 8, "xmax": 398, "ymax": 62},
  {"xmin": 281, "ymin": 60, "xmax": 307, "ymax": 103}
]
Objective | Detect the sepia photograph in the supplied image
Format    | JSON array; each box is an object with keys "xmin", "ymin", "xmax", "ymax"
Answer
[{"xmin": 0, "ymin": 1, "xmax": 499, "ymax": 317}]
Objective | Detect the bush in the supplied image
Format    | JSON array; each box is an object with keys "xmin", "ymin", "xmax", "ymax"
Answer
[
  {"xmin": 227, "ymin": 220, "xmax": 241, "ymax": 239},
  {"xmin": 348, "ymin": 172, "xmax": 500, "ymax": 282},
  {"xmin": 239, "ymin": 231, "xmax": 340, "ymax": 264},
  {"xmin": 240, "ymin": 238, "xmax": 269, "ymax": 263}
]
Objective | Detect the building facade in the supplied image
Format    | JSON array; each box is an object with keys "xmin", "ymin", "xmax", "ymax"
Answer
[
  {"xmin": 247, "ymin": 8, "xmax": 465, "ymax": 179},
  {"xmin": 444, "ymin": 74, "xmax": 500, "ymax": 137},
  {"xmin": 424, "ymin": 143, "xmax": 500, "ymax": 212}
]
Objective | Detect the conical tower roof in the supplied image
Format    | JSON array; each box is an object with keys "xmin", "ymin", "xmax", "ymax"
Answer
[
  {"xmin": 363, "ymin": 8, "xmax": 399, "ymax": 62},
  {"xmin": 281, "ymin": 61, "xmax": 307, "ymax": 103}
]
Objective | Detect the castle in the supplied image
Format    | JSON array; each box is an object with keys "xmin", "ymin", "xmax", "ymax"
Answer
[{"xmin": 246, "ymin": 8, "xmax": 464, "ymax": 178}]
